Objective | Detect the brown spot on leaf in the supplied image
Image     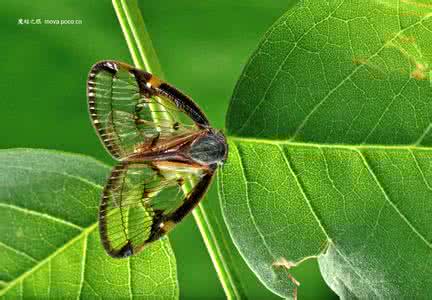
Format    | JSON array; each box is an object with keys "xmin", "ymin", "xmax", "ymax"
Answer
[
  {"xmin": 398, "ymin": 35, "xmax": 416, "ymax": 44},
  {"xmin": 352, "ymin": 56, "xmax": 386, "ymax": 79},
  {"xmin": 401, "ymin": 0, "xmax": 432, "ymax": 9},
  {"xmin": 352, "ymin": 57, "xmax": 368, "ymax": 66},
  {"xmin": 411, "ymin": 63, "xmax": 429, "ymax": 80}
]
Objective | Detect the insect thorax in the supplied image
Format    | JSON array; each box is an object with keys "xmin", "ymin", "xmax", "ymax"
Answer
[{"xmin": 188, "ymin": 130, "xmax": 227, "ymax": 165}]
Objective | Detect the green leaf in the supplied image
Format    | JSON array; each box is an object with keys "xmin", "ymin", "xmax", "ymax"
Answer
[
  {"xmin": 220, "ymin": 0, "xmax": 432, "ymax": 298},
  {"xmin": 0, "ymin": 149, "xmax": 178, "ymax": 299}
]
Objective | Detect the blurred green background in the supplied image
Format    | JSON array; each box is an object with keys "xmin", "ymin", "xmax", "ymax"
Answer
[{"xmin": 1, "ymin": 1, "xmax": 338, "ymax": 299}]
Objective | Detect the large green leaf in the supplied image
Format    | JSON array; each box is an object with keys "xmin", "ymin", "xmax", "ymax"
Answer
[
  {"xmin": 219, "ymin": 0, "xmax": 432, "ymax": 298},
  {"xmin": 0, "ymin": 149, "xmax": 178, "ymax": 299}
]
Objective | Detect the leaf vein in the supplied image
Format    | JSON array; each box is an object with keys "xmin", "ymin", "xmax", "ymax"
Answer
[
  {"xmin": 276, "ymin": 144, "xmax": 331, "ymax": 242},
  {"xmin": 2, "ymin": 165, "xmax": 104, "ymax": 191},
  {"xmin": 0, "ymin": 203, "xmax": 84, "ymax": 231},
  {"xmin": 127, "ymin": 257, "xmax": 133, "ymax": 300},
  {"xmin": 0, "ymin": 224, "xmax": 97, "ymax": 297},
  {"xmin": 414, "ymin": 123, "xmax": 432, "ymax": 146},
  {"xmin": 76, "ymin": 231, "xmax": 88, "ymax": 300},
  {"xmin": 236, "ymin": 1, "xmax": 345, "ymax": 134},
  {"xmin": 0, "ymin": 241, "xmax": 38, "ymax": 263},
  {"xmin": 229, "ymin": 136, "xmax": 432, "ymax": 151},
  {"xmin": 361, "ymin": 78, "xmax": 412, "ymax": 144},
  {"xmin": 290, "ymin": 11, "xmax": 431, "ymax": 140},
  {"xmin": 233, "ymin": 142, "xmax": 277, "ymax": 259},
  {"xmin": 409, "ymin": 149, "xmax": 432, "ymax": 192},
  {"xmin": 356, "ymin": 150, "xmax": 432, "ymax": 248}
]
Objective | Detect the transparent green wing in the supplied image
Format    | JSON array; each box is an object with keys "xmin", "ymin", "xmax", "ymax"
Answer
[
  {"xmin": 99, "ymin": 161, "xmax": 213, "ymax": 258},
  {"xmin": 87, "ymin": 61, "xmax": 205, "ymax": 159}
]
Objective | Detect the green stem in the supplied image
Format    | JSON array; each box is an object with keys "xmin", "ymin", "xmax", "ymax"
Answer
[
  {"xmin": 112, "ymin": 1, "xmax": 242, "ymax": 299},
  {"xmin": 112, "ymin": 0, "xmax": 163, "ymax": 75},
  {"xmin": 194, "ymin": 208, "xmax": 243, "ymax": 299}
]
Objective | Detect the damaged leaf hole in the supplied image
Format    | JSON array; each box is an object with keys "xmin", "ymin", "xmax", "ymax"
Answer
[{"xmin": 273, "ymin": 257, "xmax": 301, "ymax": 300}]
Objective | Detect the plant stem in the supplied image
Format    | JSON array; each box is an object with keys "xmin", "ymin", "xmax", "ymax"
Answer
[
  {"xmin": 112, "ymin": 1, "xmax": 242, "ymax": 299},
  {"xmin": 191, "ymin": 198, "xmax": 243, "ymax": 300},
  {"xmin": 112, "ymin": 0, "xmax": 163, "ymax": 75}
]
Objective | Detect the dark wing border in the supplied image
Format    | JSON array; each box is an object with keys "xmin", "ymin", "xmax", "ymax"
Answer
[
  {"xmin": 145, "ymin": 164, "xmax": 217, "ymax": 244},
  {"xmin": 87, "ymin": 60, "xmax": 210, "ymax": 147},
  {"xmin": 99, "ymin": 162, "xmax": 217, "ymax": 258},
  {"xmin": 98, "ymin": 162, "xmax": 130, "ymax": 258},
  {"xmin": 156, "ymin": 82, "xmax": 209, "ymax": 128}
]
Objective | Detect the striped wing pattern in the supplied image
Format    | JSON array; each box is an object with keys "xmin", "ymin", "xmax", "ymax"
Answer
[
  {"xmin": 87, "ymin": 61, "xmax": 215, "ymax": 258},
  {"xmin": 87, "ymin": 61, "xmax": 194, "ymax": 159},
  {"xmin": 99, "ymin": 162, "xmax": 207, "ymax": 258}
]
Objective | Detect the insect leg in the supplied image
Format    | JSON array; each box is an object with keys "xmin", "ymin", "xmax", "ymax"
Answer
[{"xmin": 150, "ymin": 132, "xmax": 160, "ymax": 148}]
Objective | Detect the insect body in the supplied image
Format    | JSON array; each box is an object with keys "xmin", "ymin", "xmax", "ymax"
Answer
[{"xmin": 87, "ymin": 61, "xmax": 228, "ymax": 258}]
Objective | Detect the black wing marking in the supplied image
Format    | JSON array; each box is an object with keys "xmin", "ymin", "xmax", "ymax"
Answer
[
  {"xmin": 87, "ymin": 60, "xmax": 209, "ymax": 159},
  {"xmin": 99, "ymin": 161, "xmax": 215, "ymax": 258}
]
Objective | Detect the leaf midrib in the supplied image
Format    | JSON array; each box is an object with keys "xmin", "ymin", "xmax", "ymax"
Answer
[
  {"xmin": 229, "ymin": 135, "xmax": 432, "ymax": 250},
  {"xmin": 228, "ymin": 136, "xmax": 432, "ymax": 151}
]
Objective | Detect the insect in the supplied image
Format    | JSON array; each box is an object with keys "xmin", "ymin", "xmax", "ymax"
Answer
[{"xmin": 87, "ymin": 61, "xmax": 228, "ymax": 258}]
